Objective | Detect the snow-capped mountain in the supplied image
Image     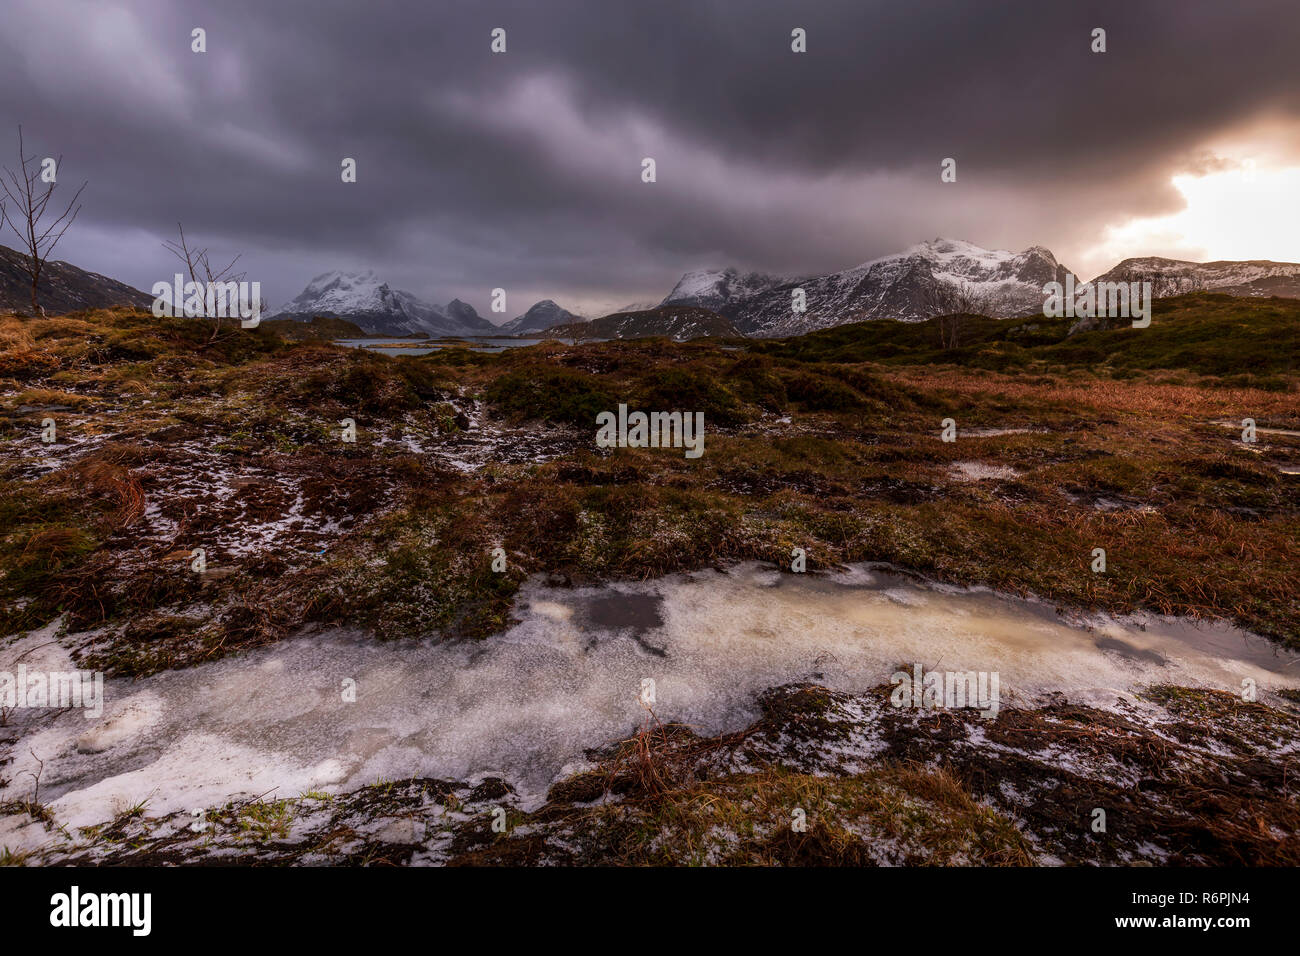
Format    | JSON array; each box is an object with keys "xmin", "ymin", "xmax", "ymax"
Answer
[
  {"xmin": 666, "ymin": 239, "xmax": 1073, "ymax": 337},
  {"xmin": 1087, "ymin": 257, "xmax": 1300, "ymax": 299},
  {"xmin": 659, "ymin": 242, "xmax": 1300, "ymax": 338},
  {"xmin": 499, "ymin": 299, "xmax": 581, "ymax": 335},
  {"xmin": 661, "ymin": 267, "xmax": 786, "ymax": 312},
  {"xmin": 272, "ymin": 271, "xmax": 496, "ymax": 337}
]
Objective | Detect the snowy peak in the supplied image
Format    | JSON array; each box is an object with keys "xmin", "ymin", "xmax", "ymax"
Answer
[
  {"xmin": 274, "ymin": 272, "xmax": 493, "ymax": 337},
  {"xmin": 1090, "ymin": 257, "xmax": 1300, "ymax": 299},
  {"xmin": 885, "ymin": 239, "xmax": 1061, "ymax": 286},
  {"xmin": 285, "ymin": 270, "xmax": 403, "ymax": 315},
  {"xmin": 663, "ymin": 239, "xmax": 1300, "ymax": 339},
  {"xmin": 677, "ymin": 239, "xmax": 1075, "ymax": 337},
  {"xmin": 661, "ymin": 267, "xmax": 786, "ymax": 311},
  {"xmin": 280, "ymin": 269, "xmax": 428, "ymax": 323}
]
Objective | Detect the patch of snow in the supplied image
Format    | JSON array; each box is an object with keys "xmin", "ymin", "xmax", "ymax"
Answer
[
  {"xmin": 950, "ymin": 461, "xmax": 1022, "ymax": 481},
  {"xmin": 4, "ymin": 562, "xmax": 1297, "ymax": 851}
]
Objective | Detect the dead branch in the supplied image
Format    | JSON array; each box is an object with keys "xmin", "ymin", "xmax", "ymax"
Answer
[{"xmin": 0, "ymin": 125, "xmax": 87, "ymax": 316}]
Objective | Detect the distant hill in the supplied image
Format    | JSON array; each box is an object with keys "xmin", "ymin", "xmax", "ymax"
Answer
[
  {"xmin": 748, "ymin": 292, "xmax": 1298, "ymax": 380},
  {"xmin": 258, "ymin": 315, "xmax": 368, "ymax": 341},
  {"xmin": 500, "ymin": 299, "xmax": 581, "ymax": 335},
  {"xmin": 545, "ymin": 305, "xmax": 741, "ymax": 340},
  {"xmin": 0, "ymin": 243, "xmax": 152, "ymax": 315}
]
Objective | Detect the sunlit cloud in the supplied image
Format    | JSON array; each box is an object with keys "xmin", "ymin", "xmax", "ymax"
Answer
[{"xmin": 1083, "ymin": 159, "xmax": 1300, "ymax": 276}]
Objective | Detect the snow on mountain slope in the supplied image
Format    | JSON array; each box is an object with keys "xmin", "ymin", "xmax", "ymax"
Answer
[
  {"xmin": 1089, "ymin": 257, "xmax": 1300, "ymax": 299},
  {"xmin": 272, "ymin": 271, "xmax": 494, "ymax": 337},
  {"xmin": 660, "ymin": 242, "xmax": 1300, "ymax": 339},
  {"xmin": 661, "ymin": 267, "xmax": 787, "ymax": 312},
  {"xmin": 671, "ymin": 239, "xmax": 1074, "ymax": 336},
  {"xmin": 279, "ymin": 270, "xmax": 393, "ymax": 315}
]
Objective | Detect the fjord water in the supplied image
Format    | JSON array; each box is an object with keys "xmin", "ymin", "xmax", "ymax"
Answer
[
  {"xmin": 334, "ymin": 337, "xmax": 551, "ymax": 355},
  {"xmin": 3, "ymin": 563, "xmax": 1297, "ymax": 845}
]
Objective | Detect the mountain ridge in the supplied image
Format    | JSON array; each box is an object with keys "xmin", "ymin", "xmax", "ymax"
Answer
[
  {"xmin": 500, "ymin": 299, "xmax": 581, "ymax": 335},
  {"xmin": 544, "ymin": 305, "xmax": 740, "ymax": 340},
  {"xmin": 1, "ymin": 243, "xmax": 152, "ymax": 315},
  {"xmin": 663, "ymin": 239, "xmax": 1074, "ymax": 336},
  {"xmin": 660, "ymin": 239, "xmax": 1300, "ymax": 336},
  {"xmin": 8, "ymin": 242, "xmax": 1300, "ymax": 337},
  {"xmin": 1089, "ymin": 256, "xmax": 1300, "ymax": 300},
  {"xmin": 272, "ymin": 270, "xmax": 496, "ymax": 337}
]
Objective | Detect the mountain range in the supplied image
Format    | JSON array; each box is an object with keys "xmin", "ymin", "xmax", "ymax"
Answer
[
  {"xmin": 271, "ymin": 276, "xmax": 587, "ymax": 338},
  {"xmin": 1089, "ymin": 257, "xmax": 1300, "ymax": 300},
  {"xmin": 661, "ymin": 239, "xmax": 1070, "ymax": 336},
  {"xmin": 6, "ymin": 240, "xmax": 1300, "ymax": 340},
  {"xmin": 659, "ymin": 240, "xmax": 1300, "ymax": 337}
]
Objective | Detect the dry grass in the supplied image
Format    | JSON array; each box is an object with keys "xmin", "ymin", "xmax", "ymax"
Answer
[
  {"xmin": 0, "ymin": 316, "xmax": 34, "ymax": 352},
  {"xmin": 70, "ymin": 458, "xmax": 146, "ymax": 529},
  {"xmin": 2, "ymin": 301, "xmax": 1298, "ymax": 672}
]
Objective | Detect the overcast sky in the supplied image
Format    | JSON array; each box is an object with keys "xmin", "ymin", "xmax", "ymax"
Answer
[{"xmin": 2, "ymin": 0, "xmax": 1298, "ymax": 321}]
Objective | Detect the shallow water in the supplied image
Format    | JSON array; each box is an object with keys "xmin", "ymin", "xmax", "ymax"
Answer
[
  {"xmin": 3, "ymin": 563, "xmax": 1297, "ymax": 840},
  {"xmin": 334, "ymin": 337, "xmax": 554, "ymax": 354},
  {"xmin": 1207, "ymin": 419, "xmax": 1300, "ymax": 439}
]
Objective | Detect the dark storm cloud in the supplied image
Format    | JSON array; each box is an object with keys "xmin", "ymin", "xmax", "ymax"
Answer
[{"xmin": 0, "ymin": 0, "xmax": 1297, "ymax": 316}]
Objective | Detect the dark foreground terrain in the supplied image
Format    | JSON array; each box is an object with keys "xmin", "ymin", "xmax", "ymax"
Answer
[{"xmin": 2, "ymin": 294, "xmax": 1298, "ymax": 865}]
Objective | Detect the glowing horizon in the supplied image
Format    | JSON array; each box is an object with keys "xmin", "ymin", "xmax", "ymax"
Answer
[{"xmin": 1082, "ymin": 160, "xmax": 1300, "ymax": 275}]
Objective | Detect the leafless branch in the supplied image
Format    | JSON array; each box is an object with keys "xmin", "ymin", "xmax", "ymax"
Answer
[
  {"xmin": 163, "ymin": 222, "xmax": 248, "ymax": 340},
  {"xmin": 919, "ymin": 280, "xmax": 989, "ymax": 350},
  {"xmin": 1, "ymin": 125, "xmax": 87, "ymax": 316}
]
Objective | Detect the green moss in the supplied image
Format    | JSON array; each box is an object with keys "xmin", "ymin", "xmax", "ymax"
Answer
[
  {"xmin": 633, "ymin": 366, "xmax": 749, "ymax": 424},
  {"xmin": 485, "ymin": 365, "xmax": 614, "ymax": 424}
]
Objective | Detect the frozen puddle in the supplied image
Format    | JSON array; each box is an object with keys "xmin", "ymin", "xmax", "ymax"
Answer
[
  {"xmin": 950, "ymin": 461, "xmax": 1021, "ymax": 481},
  {"xmin": 3, "ymin": 563, "xmax": 1299, "ymax": 846},
  {"xmin": 960, "ymin": 427, "xmax": 1044, "ymax": 437},
  {"xmin": 1207, "ymin": 419, "xmax": 1300, "ymax": 439}
]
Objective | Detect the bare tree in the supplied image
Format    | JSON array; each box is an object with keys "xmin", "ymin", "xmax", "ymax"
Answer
[
  {"xmin": 1, "ymin": 126, "xmax": 86, "ymax": 317},
  {"xmin": 163, "ymin": 222, "xmax": 246, "ymax": 341},
  {"xmin": 920, "ymin": 280, "xmax": 988, "ymax": 350},
  {"xmin": 568, "ymin": 318, "xmax": 600, "ymax": 346}
]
